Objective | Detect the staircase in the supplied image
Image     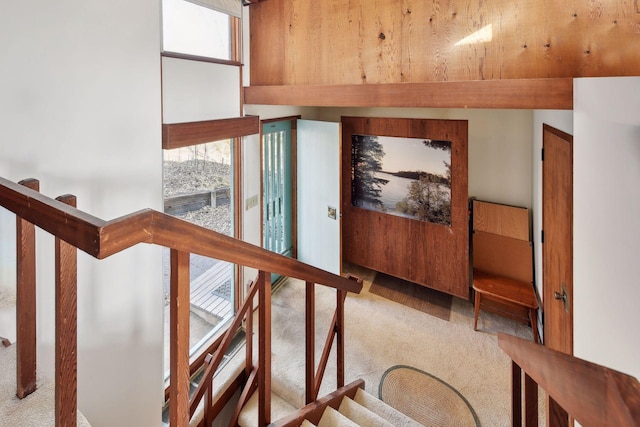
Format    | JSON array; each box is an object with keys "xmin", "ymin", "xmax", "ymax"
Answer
[
  {"xmin": 302, "ymin": 388, "xmax": 421, "ymax": 427},
  {"xmin": 238, "ymin": 382, "xmax": 421, "ymax": 427}
]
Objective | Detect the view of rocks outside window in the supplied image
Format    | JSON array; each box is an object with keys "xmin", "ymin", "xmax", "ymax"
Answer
[{"xmin": 162, "ymin": 140, "xmax": 234, "ymax": 370}]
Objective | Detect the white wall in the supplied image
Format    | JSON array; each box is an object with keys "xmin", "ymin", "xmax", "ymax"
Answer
[
  {"xmin": 573, "ymin": 77, "xmax": 640, "ymax": 380},
  {"xmin": 531, "ymin": 110, "xmax": 573, "ymax": 338},
  {"xmin": 311, "ymin": 107, "xmax": 534, "ymax": 209},
  {"xmin": 0, "ymin": 1, "xmax": 163, "ymax": 426},
  {"xmin": 162, "ymin": 57, "xmax": 241, "ymax": 123}
]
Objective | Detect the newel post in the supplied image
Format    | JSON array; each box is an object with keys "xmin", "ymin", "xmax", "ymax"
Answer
[
  {"xmin": 169, "ymin": 249, "xmax": 190, "ymax": 427},
  {"xmin": 16, "ymin": 178, "xmax": 39, "ymax": 399},
  {"xmin": 54, "ymin": 194, "xmax": 78, "ymax": 427}
]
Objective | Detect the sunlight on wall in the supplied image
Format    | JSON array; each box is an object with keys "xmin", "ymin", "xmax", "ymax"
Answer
[{"xmin": 454, "ymin": 24, "xmax": 492, "ymax": 46}]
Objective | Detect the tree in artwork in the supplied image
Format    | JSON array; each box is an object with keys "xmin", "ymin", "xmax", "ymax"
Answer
[{"xmin": 351, "ymin": 135, "xmax": 388, "ymax": 209}]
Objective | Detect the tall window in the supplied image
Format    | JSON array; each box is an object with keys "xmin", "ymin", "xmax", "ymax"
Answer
[
  {"xmin": 160, "ymin": 0, "xmax": 243, "ymax": 389},
  {"xmin": 162, "ymin": 0, "xmax": 234, "ymax": 60},
  {"xmin": 162, "ymin": 140, "xmax": 235, "ymax": 371}
]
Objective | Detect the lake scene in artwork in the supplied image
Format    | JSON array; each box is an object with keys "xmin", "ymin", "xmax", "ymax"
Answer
[{"xmin": 351, "ymin": 134, "xmax": 452, "ymax": 225}]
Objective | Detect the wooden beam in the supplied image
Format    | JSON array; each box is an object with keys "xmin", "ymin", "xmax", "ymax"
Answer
[
  {"xmin": 16, "ymin": 178, "xmax": 38, "ymax": 399},
  {"xmin": 162, "ymin": 116, "xmax": 260, "ymax": 150},
  {"xmin": 244, "ymin": 79, "xmax": 573, "ymax": 110}
]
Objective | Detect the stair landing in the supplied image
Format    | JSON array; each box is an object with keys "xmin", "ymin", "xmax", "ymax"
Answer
[{"xmin": 0, "ymin": 343, "xmax": 91, "ymax": 426}]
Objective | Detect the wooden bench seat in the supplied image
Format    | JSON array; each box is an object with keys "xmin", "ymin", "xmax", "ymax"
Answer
[{"xmin": 472, "ymin": 269, "xmax": 539, "ymax": 343}]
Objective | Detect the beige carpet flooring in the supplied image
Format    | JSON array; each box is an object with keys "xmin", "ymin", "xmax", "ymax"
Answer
[
  {"xmin": 0, "ymin": 344, "xmax": 92, "ymax": 426},
  {"xmin": 268, "ymin": 263, "xmax": 546, "ymax": 426}
]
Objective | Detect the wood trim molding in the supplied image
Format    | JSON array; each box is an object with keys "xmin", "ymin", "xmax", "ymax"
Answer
[
  {"xmin": 161, "ymin": 51, "xmax": 242, "ymax": 67},
  {"xmin": 162, "ymin": 116, "xmax": 259, "ymax": 150},
  {"xmin": 244, "ymin": 79, "xmax": 573, "ymax": 110}
]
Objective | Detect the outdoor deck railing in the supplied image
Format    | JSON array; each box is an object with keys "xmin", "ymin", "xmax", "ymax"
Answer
[{"xmin": 0, "ymin": 176, "xmax": 362, "ymax": 427}]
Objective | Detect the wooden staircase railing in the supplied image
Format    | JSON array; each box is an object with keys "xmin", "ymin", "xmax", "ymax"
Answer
[
  {"xmin": 499, "ymin": 333, "xmax": 640, "ymax": 427},
  {"xmin": 0, "ymin": 176, "xmax": 362, "ymax": 427}
]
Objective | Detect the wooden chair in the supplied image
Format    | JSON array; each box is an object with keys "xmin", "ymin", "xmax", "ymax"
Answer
[{"xmin": 471, "ymin": 200, "xmax": 539, "ymax": 343}]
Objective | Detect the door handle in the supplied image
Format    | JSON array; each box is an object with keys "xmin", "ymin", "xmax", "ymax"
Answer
[{"xmin": 554, "ymin": 283, "xmax": 569, "ymax": 313}]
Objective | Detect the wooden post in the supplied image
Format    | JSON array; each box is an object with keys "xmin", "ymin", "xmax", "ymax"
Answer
[
  {"xmin": 525, "ymin": 373, "xmax": 538, "ymax": 427},
  {"xmin": 305, "ymin": 281, "xmax": 315, "ymax": 404},
  {"xmin": 169, "ymin": 249, "xmax": 190, "ymax": 427},
  {"xmin": 16, "ymin": 178, "xmax": 38, "ymax": 399},
  {"xmin": 258, "ymin": 271, "xmax": 271, "ymax": 427},
  {"xmin": 55, "ymin": 194, "xmax": 77, "ymax": 427},
  {"xmin": 336, "ymin": 290, "xmax": 345, "ymax": 389},
  {"xmin": 245, "ymin": 291, "xmax": 253, "ymax": 377},
  {"xmin": 512, "ymin": 361, "xmax": 522, "ymax": 427}
]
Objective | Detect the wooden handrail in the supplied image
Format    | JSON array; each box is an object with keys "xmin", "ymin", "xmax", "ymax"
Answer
[
  {"xmin": 499, "ymin": 333, "xmax": 640, "ymax": 427},
  {"xmin": 0, "ymin": 177, "xmax": 360, "ymax": 294},
  {"xmin": 2, "ymin": 176, "xmax": 364, "ymax": 427}
]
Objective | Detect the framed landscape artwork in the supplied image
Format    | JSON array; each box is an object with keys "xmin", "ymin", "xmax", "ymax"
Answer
[{"xmin": 351, "ymin": 134, "xmax": 452, "ymax": 226}]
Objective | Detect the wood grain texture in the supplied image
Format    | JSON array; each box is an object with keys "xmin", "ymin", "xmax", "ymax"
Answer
[
  {"xmin": 305, "ymin": 282, "xmax": 315, "ymax": 404},
  {"xmin": 16, "ymin": 178, "xmax": 38, "ymax": 399},
  {"xmin": 54, "ymin": 194, "xmax": 77, "ymax": 427},
  {"xmin": 341, "ymin": 116, "xmax": 469, "ymax": 299},
  {"xmin": 525, "ymin": 373, "xmax": 539, "ymax": 427},
  {"xmin": 162, "ymin": 116, "xmax": 259, "ymax": 150},
  {"xmin": 169, "ymin": 249, "xmax": 190, "ymax": 427},
  {"xmin": 473, "ymin": 200, "xmax": 529, "ymax": 241},
  {"xmin": 258, "ymin": 271, "xmax": 271, "ymax": 426},
  {"xmin": 244, "ymin": 78, "xmax": 574, "ymax": 110},
  {"xmin": 499, "ymin": 333, "xmax": 640, "ymax": 427},
  {"xmin": 249, "ymin": 0, "xmax": 640, "ymax": 85},
  {"xmin": 473, "ymin": 231, "xmax": 533, "ymax": 283}
]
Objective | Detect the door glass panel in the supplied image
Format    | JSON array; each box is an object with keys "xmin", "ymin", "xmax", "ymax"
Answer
[
  {"xmin": 162, "ymin": 140, "xmax": 235, "ymax": 375},
  {"xmin": 262, "ymin": 121, "xmax": 293, "ymax": 272}
]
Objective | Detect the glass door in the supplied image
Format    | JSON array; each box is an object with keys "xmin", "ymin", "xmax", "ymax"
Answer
[{"xmin": 262, "ymin": 120, "xmax": 293, "ymax": 280}]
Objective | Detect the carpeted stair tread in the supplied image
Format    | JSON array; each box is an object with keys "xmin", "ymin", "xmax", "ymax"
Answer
[
  {"xmin": 301, "ymin": 420, "xmax": 316, "ymax": 427},
  {"xmin": 338, "ymin": 396, "xmax": 394, "ymax": 427},
  {"xmin": 317, "ymin": 406, "xmax": 359, "ymax": 427},
  {"xmin": 238, "ymin": 389, "xmax": 297, "ymax": 427},
  {"xmin": 353, "ymin": 388, "xmax": 422, "ymax": 427},
  {"xmin": 0, "ymin": 344, "xmax": 91, "ymax": 426}
]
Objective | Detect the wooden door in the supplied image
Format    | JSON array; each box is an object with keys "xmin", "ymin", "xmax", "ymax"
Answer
[{"xmin": 542, "ymin": 124, "xmax": 573, "ymax": 426}]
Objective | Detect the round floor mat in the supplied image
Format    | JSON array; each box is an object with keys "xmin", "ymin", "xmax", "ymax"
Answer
[{"xmin": 379, "ymin": 365, "xmax": 480, "ymax": 427}]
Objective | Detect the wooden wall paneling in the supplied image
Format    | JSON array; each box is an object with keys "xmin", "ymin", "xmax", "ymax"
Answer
[
  {"xmin": 341, "ymin": 116, "xmax": 469, "ymax": 299},
  {"xmin": 472, "ymin": 200, "xmax": 529, "ymax": 240},
  {"xmin": 249, "ymin": 0, "xmax": 285, "ymax": 85},
  {"xmin": 248, "ymin": 0, "xmax": 640, "ymax": 86}
]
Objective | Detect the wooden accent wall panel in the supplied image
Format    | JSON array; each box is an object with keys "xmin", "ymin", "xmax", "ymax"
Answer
[
  {"xmin": 473, "ymin": 200, "xmax": 529, "ymax": 241},
  {"xmin": 250, "ymin": 0, "xmax": 640, "ymax": 86},
  {"xmin": 341, "ymin": 117, "xmax": 469, "ymax": 299}
]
